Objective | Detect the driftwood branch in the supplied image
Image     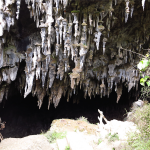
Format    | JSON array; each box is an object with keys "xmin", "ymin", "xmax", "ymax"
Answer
[{"xmin": 98, "ymin": 109, "xmax": 108, "ymax": 125}]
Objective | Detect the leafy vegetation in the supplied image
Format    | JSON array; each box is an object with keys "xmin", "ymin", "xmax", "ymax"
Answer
[
  {"xmin": 44, "ymin": 131, "xmax": 67, "ymax": 143},
  {"xmin": 137, "ymin": 55, "xmax": 150, "ymax": 100},
  {"xmin": 65, "ymin": 145, "xmax": 70, "ymax": 150},
  {"xmin": 98, "ymin": 138, "xmax": 102, "ymax": 145},
  {"xmin": 125, "ymin": 103, "xmax": 150, "ymax": 150},
  {"xmin": 123, "ymin": 53, "xmax": 150, "ymax": 149}
]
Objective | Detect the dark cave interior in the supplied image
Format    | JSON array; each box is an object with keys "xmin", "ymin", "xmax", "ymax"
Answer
[{"xmin": 0, "ymin": 84, "xmax": 139, "ymax": 139}]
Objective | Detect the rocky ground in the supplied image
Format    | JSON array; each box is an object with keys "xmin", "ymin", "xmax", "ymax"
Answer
[
  {"xmin": 0, "ymin": 135, "xmax": 54, "ymax": 150},
  {"xmin": 0, "ymin": 117, "xmax": 138, "ymax": 150}
]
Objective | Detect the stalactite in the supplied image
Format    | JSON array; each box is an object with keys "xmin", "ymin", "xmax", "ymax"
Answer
[
  {"xmin": 130, "ymin": 1, "xmax": 134, "ymax": 18},
  {"xmin": 24, "ymin": 71, "xmax": 35, "ymax": 98},
  {"xmin": 103, "ymin": 38, "xmax": 107, "ymax": 55},
  {"xmin": 0, "ymin": 0, "xmax": 148, "ymax": 107},
  {"xmin": 9, "ymin": 66, "xmax": 18, "ymax": 81},
  {"xmin": 16, "ymin": 0, "xmax": 21, "ymax": 19},
  {"xmin": 116, "ymin": 84, "xmax": 122, "ymax": 103},
  {"xmin": 0, "ymin": 87, "xmax": 5, "ymax": 103},
  {"xmin": 125, "ymin": 0, "xmax": 130, "ymax": 23},
  {"xmin": 142, "ymin": 0, "xmax": 146, "ymax": 11},
  {"xmin": 0, "ymin": 41, "xmax": 3, "ymax": 68}
]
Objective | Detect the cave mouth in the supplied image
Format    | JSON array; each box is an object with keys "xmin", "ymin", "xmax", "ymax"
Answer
[{"xmin": 0, "ymin": 84, "xmax": 138, "ymax": 139}]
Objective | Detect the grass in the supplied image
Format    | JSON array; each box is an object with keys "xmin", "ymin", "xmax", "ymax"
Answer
[
  {"xmin": 124, "ymin": 102, "xmax": 150, "ymax": 150},
  {"xmin": 98, "ymin": 138, "xmax": 102, "ymax": 145},
  {"xmin": 44, "ymin": 131, "xmax": 67, "ymax": 143},
  {"xmin": 106, "ymin": 133, "xmax": 119, "ymax": 142},
  {"xmin": 65, "ymin": 145, "xmax": 70, "ymax": 150}
]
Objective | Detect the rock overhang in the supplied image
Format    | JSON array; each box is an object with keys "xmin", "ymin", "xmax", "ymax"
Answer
[{"xmin": 0, "ymin": 0, "xmax": 148, "ymax": 109}]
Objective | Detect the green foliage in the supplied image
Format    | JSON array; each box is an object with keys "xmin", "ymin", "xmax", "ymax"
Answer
[
  {"xmin": 128, "ymin": 53, "xmax": 150, "ymax": 149},
  {"xmin": 106, "ymin": 133, "xmax": 119, "ymax": 142},
  {"xmin": 98, "ymin": 138, "xmax": 102, "ymax": 145},
  {"xmin": 140, "ymin": 76, "xmax": 150, "ymax": 86},
  {"xmin": 146, "ymin": 80, "xmax": 150, "ymax": 87},
  {"xmin": 65, "ymin": 145, "xmax": 70, "ymax": 150},
  {"xmin": 128, "ymin": 49, "xmax": 150, "ymax": 149},
  {"xmin": 125, "ymin": 103, "xmax": 150, "ymax": 150},
  {"xmin": 137, "ymin": 56, "xmax": 150, "ymax": 100},
  {"xmin": 140, "ymin": 86, "xmax": 150, "ymax": 100},
  {"xmin": 138, "ymin": 58, "xmax": 150, "ymax": 87},
  {"xmin": 44, "ymin": 131, "xmax": 67, "ymax": 143},
  {"xmin": 71, "ymin": 10, "xmax": 80, "ymax": 13},
  {"xmin": 127, "ymin": 132, "xmax": 150, "ymax": 150}
]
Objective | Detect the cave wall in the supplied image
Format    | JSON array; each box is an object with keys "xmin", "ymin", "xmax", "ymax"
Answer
[{"xmin": 0, "ymin": 0, "xmax": 149, "ymax": 108}]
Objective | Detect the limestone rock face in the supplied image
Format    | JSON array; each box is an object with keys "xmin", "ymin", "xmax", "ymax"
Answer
[
  {"xmin": 0, "ymin": 0, "xmax": 149, "ymax": 108},
  {"xmin": 0, "ymin": 135, "xmax": 54, "ymax": 150}
]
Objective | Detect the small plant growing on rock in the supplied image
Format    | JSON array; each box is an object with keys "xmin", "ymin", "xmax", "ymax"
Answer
[
  {"xmin": 98, "ymin": 138, "xmax": 102, "ymax": 145},
  {"xmin": 106, "ymin": 133, "xmax": 119, "ymax": 142},
  {"xmin": 65, "ymin": 145, "xmax": 70, "ymax": 150},
  {"xmin": 44, "ymin": 131, "xmax": 67, "ymax": 143}
]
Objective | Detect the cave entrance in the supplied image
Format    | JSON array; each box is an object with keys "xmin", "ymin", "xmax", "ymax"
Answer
[{"xmin": 0, "ymin": 85, "xmax": 139, "ymax": 138}]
